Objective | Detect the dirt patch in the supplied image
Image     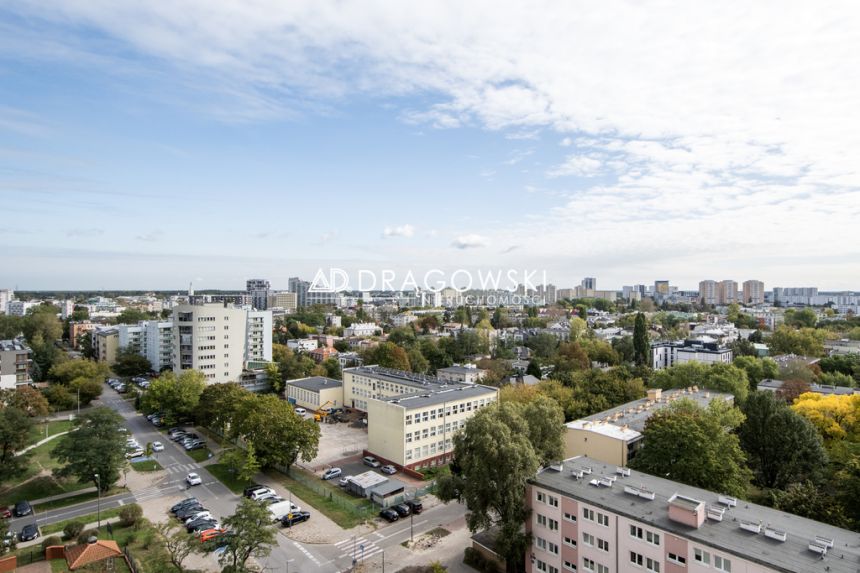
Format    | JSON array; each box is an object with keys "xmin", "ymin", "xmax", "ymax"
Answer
[{"xmin": 403, "ymin": 527, "xmax": 451, "ymax": 552}]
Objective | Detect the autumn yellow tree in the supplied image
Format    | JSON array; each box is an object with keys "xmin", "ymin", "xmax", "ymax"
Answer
[{"xmin": 791, "ymin": 393, "xmax": 860, "ymax": 441}]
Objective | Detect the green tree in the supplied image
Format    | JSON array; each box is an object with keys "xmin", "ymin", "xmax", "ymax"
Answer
[
  {"xmin": 0, "ymin": 405, "xmax": 33, "ymax": 482},
  {"xmin": 769, "ymin": 326, "xmax": 826, "ymax": 357},
  {"xmin": 231, "ymin": 394, "xmax": 320, "ymax": 471},
  {"xmin": 406, "ymin": 348, "xmax": 429, "ymax": 374},
  {"xmin": 437, "ymin": 402, "xmax": 549, "ymax": 573},
  {"xmin": 770, "ymin": 481, "xmax": 850, "ymax": 528},
  {"xmin": 112, "ymin": 348, "xmax": 152, "ymax": 377},
  {"xmin": 114, "ymin": 308, "xmax": 152, "ymax": 324},
  {"xmin": 362, "ymin": 341, "xmax": 411, "ymax": 370},
  {"xmin": 196, "ymin": 383, "xmax": 248, "ymax": 435},
  {"xmin": 650, "ymin": 362, "xmax": 749, "ymax": 402},
  {"xmin": 79, "ymin": 332, "xmax": 95, "ymax": 360},
  {"xmin": 157, "ymin": 521, "xmax": 199, "ymax": 573},
  {"xmin": 733, "ymin": 356, "xmax": 779, "ymax": 390},
  {"xmin": 633, "ymin": 312, "xmax": 649, "ymax": 367},
  {"xmin": 48, "ymin": 359, "xmax": 110, "ymax": 386},
  {"xmin": 569, "ymin": 317, "xmax": 587, "ymax": 340},
  {"xmin": 784, "ymin": 308, "xmax": 818, "ymax": 328},
  {"xmin": 264, "ymin": 362, "xmax": 284, "ymax": 393},
  {"xmin": 239, "ymin": 441, "xmax": 261, "ymax": 484},
  {"xmin": 69, "ymin": 377, "xmax": 103, "ymax": 406},
  {"xmin": 141, "ymin": 370, "xmax": 206, "ymax": 425},
  {"xmin": 218, "ymin": 498, "xmax": 277, "ymax": 572},
  {"xmin": 738, "ymin": 392, "xmax": 828, "ymax": 489},
  {"xmin": 525, "ymin": 359, "xmax": 542, "ymax": 380},
  {"xmin": 0, "ymin": 518, "xmax": 16, "ymax": 556},
  {"xmin": 520, "ymin": 396, "xmax": 565, "ymax": 464},
  {"xmin": 1, "ymin": 386, "xmax": 49, "ymax": 417},
  {"xmin": 630, "ymin": 399, "xmax": 751, "ymax": 497},
  {"xmin": 53, "ymin": 407, "xmax": 127, "ymax": 492},
  {"xmin": 611, "ymin": 335, "xmax": 635, "ymax": 363},
  {"xmin": 526, "ymin": 333, "xmax": 559, "ymax": 360}
]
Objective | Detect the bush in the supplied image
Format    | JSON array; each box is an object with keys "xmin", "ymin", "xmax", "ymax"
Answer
[
  {"xmin": 77, "ymin": 529, "xmax": 99, "ymax": 544},
  {"xmin": 63, "ymin": 521, "xmax": 85, "ymax": 540},
  {"xmin": 119, "ymin": 503, "xmax": 144, "ymax": 527},
  {"xmin": 41, "ymin": 536, "xmax": 62, "ymax": 551}
]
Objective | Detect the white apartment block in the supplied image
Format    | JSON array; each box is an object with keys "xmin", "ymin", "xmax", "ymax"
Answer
[
  {"xmin": 343, "ymin": 366, "xmax": 499, "ymax": 470},
  {"xmin": 172, "ymin": 303, "xmax": 272, "ymax": 384},
  {"xmin": 0, "ymin": 339, "xmax": 32, "ymax": 389},
  {"xmin": 698, "ymin": 280, "xmax": 718, "ymax": 305},
  {"xmin": 527, "ymin": 456, "xmax": 858, "ymax": 573},
  {"xmin": 287, "ymin": 338, "xmax": 319, "ymax": 352},
  {"xmin": 60, "ymin": 300, "xmax": 75, "ymax": 319},
  {"xmin": 742, "ymin": 280, "xmax": 765, "ymax": 305},
  {"xmin": 6, "ymin": 300, "xmax": 36, "ymax": 316},
  {"xmin": 651, "ymin": 340, "xmax": 732, "ymax": 370},
  {"xmin": 344, "ymin": 322, "xmax": 381, "ymax": 337},
  {"xmin": 391, "ymin": 312, "xmax": 418, "ymax": 327},
  {"xmin": 0, "ymin": 290, "xmax": 13, "ymax": 314},
  {"xmin": 145, "ymin": 321, "xmax": 174, "ymax": 371}
]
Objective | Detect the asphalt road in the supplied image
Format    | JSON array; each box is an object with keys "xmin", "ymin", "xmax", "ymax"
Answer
[{"xmin": 9, "ymin": 385, "xmax": 468, "ymax": 572}]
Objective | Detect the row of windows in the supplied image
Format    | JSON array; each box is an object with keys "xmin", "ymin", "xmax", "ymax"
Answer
[
  {"xmin": 405, "ymin": 421, "xmax": 465, "ymax": 443},
  {"xmin": 535, "ymin": 491, "xmax": 559, "ymax": 507},
  {"xmin": 535, "ymin": 560, "xmax": 559, "ymax": 573},
  {"xmin": 582, "ymin": 558, "xmax": 608, "ymax": 573},
  {"xmin": 197, "ymin": 345, "xmax": 216, "ymax": 351},
  {"xmin": 535, "ymin": 514, "xmax": 559, "ymax": 531},
  {"xmin": 583, "ymin": 507, "xmax": 609, "ymax": 526},
  {"xmin": 630, "ymin": 551, "xmax": 660, "ymax": 572},
  {"xmin": 534, "ymin": 536, "xmax": 559, "ymax": 555},
  {"xmin": 404, "ymin": 440, "xmax": 453, "ymax": 461},
  {"xmin": 630, "ymin": 525, "xmax": 661, "ymax": 546},
  {"xmin": 581, "ymin": 533, "xmax": 609, "ymax": 552},
  {"xmin": 695, "ymin": 549, "xmax": 731, "ymax": 572},
  {"xmin": 404, "ymin": 398, "xmax": 495, "ymax": 425}
]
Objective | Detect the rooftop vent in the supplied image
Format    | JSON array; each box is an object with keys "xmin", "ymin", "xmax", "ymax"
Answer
[
  {"xmin": 623, "ymin": 484, "xmax": 655, "ymax": 500},
  {"xmin": 706, "ymin": 506, "xmax": 726, "ymax": 521},
  {"xmin": 808, "ymin": 542, "xmax": 828, "ymax": 556},
  {"xmin": 740, "ymin": 520, "xmax": 762, "ymax": 534},
  {"xmin": 814, "ymin": 536, "xmax": 834, "ymax": 549},
  {"xmin": 718, "ymin": 495, "xmax": 738, "ymax": 507},
  {"xmin": 764, "ymin": 527, "xmax": 787, "ymax": 542},
  {"xmin": 616, "ymin": 467, "xmax": 631, "ymax": 477},
  {"xmin": 581, "ymin": 466, "xmax": 593, "ymax": 475}
]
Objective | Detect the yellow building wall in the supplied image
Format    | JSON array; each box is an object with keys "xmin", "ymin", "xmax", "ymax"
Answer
[
  {"xmin": 287, "ymin": 385, "xmax": 344, "ymax": 410},
  {"xmin": 96, "ymin": 333, "xmax": 119, "ymax": 366},
  {"xmin": 563, "ymin": 427, "xmax": 628, "ymax": 467},
  {"xmin": 367, "ymin": 400, "xmax": 406, "ymax": 465}
]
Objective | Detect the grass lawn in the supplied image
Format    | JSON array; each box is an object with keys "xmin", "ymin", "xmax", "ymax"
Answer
[
  {"xmin": 27, "ymin": 419, "xmax": 75, "ymax": 447},
  {"xmin": 0, "ymin": 475, "xmax": 94, "ymax": 508},
  {"xmin": 34, "ymin": 487, "xmax": 126, "ymax": 512},
  {"xmin": 131, "ymin": 460, "xmax": 163, "ymax": 472},
  {"xmin": 186, "ymin": 448, "xmax": 213, "ymax": 463},
  {"xmin": 268, "ymin": 468, "xmax": 374, "ymax": 529},
  {"xmin": 49, "ymin": 558, "xmax": 67, "ymax": 573},
  {"xmin": 206, "ymin": 463, "xmax": 248, "ymax": 494},
  {"xmin": 42, "ymin": 507, "xmax": 125, "ymax": 535}
]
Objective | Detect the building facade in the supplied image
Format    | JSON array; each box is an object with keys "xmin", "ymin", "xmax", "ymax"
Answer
[
  {"xmin": 0, "ymin": 339, "xmax": 31, "ymax": 389},
  {"xmin": 527, "ymin": 456, "xmax": 859, "ymax": 573},
  {"xmin": 437, "ymin": 365, "xmax": 487, "ymax": 384},
  {"xmin": 698, "ymin": 281, "xmax": 718, "ymax": 306},
  {"xmin": 246, "ymin": 310, "xmax": 273, "ymax": 363},
  {"xmin": 93, "ymin": 328, "xmax": 119, "ymax": 365},
  {"xmin": 717, "ymin": 280, "xmax": 738, "ymax": 305},
  {"xmin": 651, "ymin": 340, "xmax": 732, "ymax": 370},
  {"xmin": 285, "ymin": 376, "xmax": 343, "ymax": 410},
  {"xmin": 267, "ymin": 292, "xmax": 297, "ymax": 314},
  {"xmin": 246, "ymin": 279, "xmax": 270, "ymax": 310},
  {"xmin": 742, "ymin": 280, "xmax": 765, "ymax": 305},
  {"xmin": 172, "ymin": 303, "xmax": 249, "ymax": 384},
  {"xmin": 0, "ymin": 290, "xmax": 12, "ymax": 314}
]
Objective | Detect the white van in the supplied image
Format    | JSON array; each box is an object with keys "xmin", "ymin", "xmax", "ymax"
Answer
[{"xmin": 267, "ymin": 501, "xmax": 301, "ymax": 522}]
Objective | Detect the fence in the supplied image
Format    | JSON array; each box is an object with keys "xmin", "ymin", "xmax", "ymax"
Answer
[{"xmin": 285, "ymin": 468, "xmax": 378, "ymax": 519}]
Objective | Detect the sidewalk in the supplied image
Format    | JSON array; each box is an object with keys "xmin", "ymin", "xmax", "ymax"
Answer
[
  {"xmin": 31, "ymin": 486, "xmax": 97, "ymax": 506},
  {"xmin": 17, "ymin": 432, "xmax": 70, "ymax": 456}
]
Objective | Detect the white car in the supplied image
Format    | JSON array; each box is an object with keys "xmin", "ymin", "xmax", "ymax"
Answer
[
  {"xmin": 126, "ymin": 448, "xmax": 144, "ymax": 459},
  {"xmin": 249, "ymin": 488, "xmax": 276, "ymax": 501},
  {"xmin": 186, "ymin": 473, "xmax": 203, "ymax": 486},
  {"xmin": 339, "ymin": 475, "xmax": 354, "ymax": 487},
  {"xmin": 322, "ymin": 467, "xmax": 342, "ymax": 480},
  {"xmin": 183, "ymin": 511, "xmax": 211, "ymax": 523},
  {"xmin": 152, "ymin": 441, "xmax": 164, "ymax": 452},
  {"xmin": 380, "ymin": 465, "xmax": 397, "ymax": 475},
  {"xmin": 294, "ymin": 407, "xmax": 307, "ymax": 415}
]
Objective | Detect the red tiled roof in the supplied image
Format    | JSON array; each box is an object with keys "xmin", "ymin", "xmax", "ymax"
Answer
[{"xmin": 65, "ymin": 540, "xmax": 123, "ymax": 570}]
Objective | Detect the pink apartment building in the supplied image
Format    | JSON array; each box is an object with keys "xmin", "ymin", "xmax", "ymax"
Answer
[{"xmin": 527, "ymin": 456, "xmax": 858, "ymax": 573}]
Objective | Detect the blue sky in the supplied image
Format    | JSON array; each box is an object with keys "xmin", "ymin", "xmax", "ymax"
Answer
[{"xmin": 1, "ymin": 1, "xmax": 859, "ymax": 291}]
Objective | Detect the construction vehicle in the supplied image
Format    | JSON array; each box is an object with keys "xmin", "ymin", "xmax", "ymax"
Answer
[{"xmin": 314, "ymin": 401, "xmax": 335, "ymax": 422}]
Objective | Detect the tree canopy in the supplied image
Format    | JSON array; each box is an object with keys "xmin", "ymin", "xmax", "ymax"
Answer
[
  {"xmin": 53, "ymin": 407, "xmax": 127, "ymax": 491},
  {"xmin": 140, "ymin": 370, "xmax": 206, "ymax": 425}
]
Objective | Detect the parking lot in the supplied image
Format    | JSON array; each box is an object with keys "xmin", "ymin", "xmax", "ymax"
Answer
[{"xmin": 304, "ymin": 416, "xmax": 368, "ymax": 469}]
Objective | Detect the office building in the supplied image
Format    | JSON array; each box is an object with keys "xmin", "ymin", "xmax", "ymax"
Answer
[
  {"xmin": 93, "ymin": 328, "xmax": 119, "ymax": 365},
  {"xmin": 527, "ymin": 455, "xmax": 859, "ymax": 573},
  {"xmin": 246, "ymin": 278, "xmax": 270, "ymax": 310},
  {"xmin": 0, "ymin": 339, "xmax": 32, "ymax": 390},
  {"xmin": 343, "ymin": 366, "xmax": 499, "ymax": 470},
  {"xmin": 289, "ymin": 276, "xmax": 339, "ymax": 307},
  {"xmin": 267, "ymin": 291, "xmax": 297, "ymax": 313},
  {"xmin": 651, "ymin": 340, "xmax": 733, "ymax": 370},
  {"xmin": 563, "ymin": 388, "xmax": 733, "ymax": 466},
  {"xmin": 742, "ymin": 280, "xmax": 765, "ymax": 305}
]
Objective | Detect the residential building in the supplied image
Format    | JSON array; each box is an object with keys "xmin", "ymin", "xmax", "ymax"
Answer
[
  {"xmin": 267, "ymin": 291, "xmax": 297, "ymax": 314},
  {"xmin": 545, "ymin": 284, "xmax": 558, "ymax": 305},
  {"xmin": 344, "ymin": 322, "xmax": 381, "ymax": 337},
  {"xmin": 563, "ymin": 387, "xmax": 733, "ymax": 465},
  {"xmin": 742, "ymin": 280, "xmax": 765, "ymax": 305},
  {"xmin": 246, "ymin": 309, "xmax": 273, "ymax": 363},
  {"xmin": 93, "ymin": 328, "xmax": 119, "ymax": 365},
  {"xmin": 582, "ymin": 277, "xmax": 597, "ymax": 291},
  {"xmin": 772, "ymin": 287, "xmax": 819, "ymax": 306},
  {"xmin": 60, "ymin": 300, "xmax": 76, "ymax": 319},
  {"xmin": 246, "ymin": 278, "xmax": 270, "ymax": 310},
  {"xmin": 144, "ymin": 320, "xmax": 174, "ymax": 371},
  {"xmin": 287, "ymin": 338, "xmax": 319, "ymax": 352},
  {"xmin": 437, "ymin": 364, "xmax": 487, "ymax": 384},
  {"xmin": 0, "ymin": 289, "xmax": 12, "ymax": 314},
  {"xmin": 309, "ymin": 346, "xmax": 338, "ymax": 363},
  {"xmin": 527, "ymin": 455, "xmax": 860, "ymax": 573},
  {"xmin": 343, "ymin": 366, "xmax": 500, "ymax": 470},
  {"xmin": 392, "ymin": 312, "xmax": 418, "ymax": 327},
  {"xmin": 118, "ymin": 323, "xmax": 145, "ymax": 353},
  {"xmin": 0, "ymin": 339, "xmax": 32, "ymax": 389},
  {"xmin": 285, "ymin": 376, "xmax": 343, "ymax": 410},
  {"xmin": 69, "ymin": 321, "xmax": 97, "ymax": 349},
  {"xmin": 288, "ymin": 276, "xmax": 339, "ymax": 307},
  {"xmin": 698, "ymin": 280, "xmax": 718, "ymax": 305},
  {"xmin": 6, "ymin": 300, "xmax": 36, "ymax": 316},
  {"xmin": 717, "ymin": 280, "xmax": 738, "ymax": 305},
  {"xmin": 188, "ymin": 293, "xmax": 251, "ymax": 306},
  {"xmin": 171, "ymin": 303, "xmax": 247, "ymax": 384},
  {"xmin": 651, "ymin": 340, "xmax": 732, "ymax": 370}
]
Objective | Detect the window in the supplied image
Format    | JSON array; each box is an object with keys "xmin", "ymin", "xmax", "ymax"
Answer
[
  {"xmin": 405, "ymin": 433, "xmax": 413, "ymax": 443},
  {"xmin": 631, "ymin": 552, "xmax": 644, "ymax": 567},
  {"xmin": 563, "ymin": 536, "xmax": 577, "ymax": 548},
  {"xmin": 597, "ymin": 538, "xmax": 609, "ymax": 552},
  {"xmin": 563, "ymin": 561, "xmax": 577, "ymax": 572},
  {"xmin": 548, "ymin": 542, "xmax": 559, "ymax": 555},
  {"xmin": 582, "ymin": 532, "xmax": 594, "ymax": 547},
  {"xmin": 646, "ymin": 531, "xmax": 660, "ymax": 546},
  {"xmin": 714, "ymin": 556, "xmax": 731, "ymax": 573},
  {"xmin": 549, "ymin": 518, "xmax": 559, "ymax": 531},
  {"xmin": 668, "ymin": 553, "xmax": 686, "ymax": 566},
  {"xmin": 536, "ymin": 561, "xmax": 547, "ymax": 572},
  {"xmin": 597, "ymin": 513, "xmax": 609, "ymax": 526},
  {"xmin": 597, "ymin": 566, "xmax": 609, "ymax": 573},
  {"xmin": 583, "ymin": 508, "xmax": 595, "ymax": 522},
  {"xmin": 694, "ymin": 549, "xmax": 710, "ymax": 565},
  {"xmin": 582, "ymin": 558, "xmax": 595, "ymax": 573},
  {"xmin": 537, "ymin": 492, "xmax": 546, "ymax": 503},
  {"xmin": 535, "ymin": 537, "xmax": 547, "ymax": 550},
  {"xmin": 548, "ymin": 495, "xmax": 559, "ymax": 508},
  {"xmin": 536, "ymin": 514, "xmax": 547, "ymax": 527},
  {"xmin": 564, "ymin": 512, "xmax": 577, "ymax": 523}
]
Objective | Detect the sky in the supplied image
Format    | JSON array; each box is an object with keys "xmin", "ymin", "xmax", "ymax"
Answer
[{"xmin": 1, "ymin": 1, "xmax": 859, "ymax": 292}]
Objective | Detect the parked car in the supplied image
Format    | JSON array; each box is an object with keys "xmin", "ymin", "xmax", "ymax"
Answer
[
  {"xmin": 363, "ymin": 456, "xmax": 381, "ymax": 468},
  {"xmin": 294, "ymin": 407, "xmax": 307, "ymax": 415},
  {"xmin": 186, "ymin": 473, "xmax": 203, "ymax": 486},
  {"xmin": 266, "ymin": 501, "xmax": 301, "ymax": 522},
  {"xmin": 322, "ymin": 467, "xmax": 342, "ymax": 480},
  {"xmin": 13, "ymin": 501, "xmax": 32, "ymax": 517},
  {"xmin": 259, "ymin": 497, "xmax": 285, "ymax": 506},
  {"xmin": 243, "ymin": 485, "xmax": 266, "ymax": 498},
  {"xmin": 380, "ymin": 465, "xmax": 397, "ymax": 475},
  {"xmin": 280, "ymin": 511, "xmax": 311, "ymax": 527},
  {"xmin": 126, "ymin": 448, "xmax": 144, "ymax": 459},
  {"xmin": 171, "ymin": 498, "xmax": 198, "ymax": 513},
  {"xmin": 175, "ymin": 505, "xmax": 206, "ymax": 520},
  {"xmin": 392, "ymin": 503, "xmax": 411, "ymax": 518},
  {"xmin": 254, "ymin": 493, "xmax": 282, "ymax": 504},
  {"xmin": 248, "ymin": 488, "xmax": 276, "ymax": 501},
  {"xmin": 186, "ymin": 519, "xmax": 218, "ymax": 533},
  {"xmin": 186, "ymin": 441, "xmax": 207, "ymax": 451},
  {"xmin": 197, "ymin": 528, "xmax": 227, "ymax": 542},
  {"xmin": 405, "ymin": 499, "xmax": 423, "ymax": 514},
  {"xmin": 339, "ymin": 475, "xmax": 354, "ymax": 487},
  {"xmin": 19, "ymin": 524, "xmax": 39, "ymax": 542},
  {"xmin": 115, "ymin": 384, "xmax": 127, "ymax": 393},
  {"xmin": 0, "ymin": 506, "xmax": 11, "ymax": 519},
  {"xmin": 152, "ymin": 441, "xmax": 164, "ymax": 452},
  {"xmin": 183, "ymin": 511, "xmax": 212, "ymax": 524},
  {"xmin": 379, "ymin": 508, "xmax": 399, "ymax": 522},
  {"xmin": 170, "ymin": 432, "xmax": 187, "ymax": 442}
]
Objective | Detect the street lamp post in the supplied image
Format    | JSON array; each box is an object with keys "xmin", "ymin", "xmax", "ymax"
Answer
[
  {"xmin": 94, "ymin": 474, "xmax": 101, "ymax": 529},
  {"xmin": 77, "ymin": 388, "xmax": 80, "ymax": 416}
]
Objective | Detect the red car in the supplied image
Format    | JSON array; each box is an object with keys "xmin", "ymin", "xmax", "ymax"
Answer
[{"xmin": 0, "ymin": 507, "xmax": 11, "ymax": 519}]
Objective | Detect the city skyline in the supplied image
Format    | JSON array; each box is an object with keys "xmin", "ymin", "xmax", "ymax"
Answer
[{"xmin": 2, "ymin": 2, "xmax": 859, "ymax": 289}]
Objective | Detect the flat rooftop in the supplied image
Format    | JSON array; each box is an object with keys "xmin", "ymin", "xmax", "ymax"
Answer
[
  {"xmin": 383, "ymin": 383, "xmax": 498, "ymax": 410},
  {"xmin": 286, "ymin": 376, "xmax": 342, "ymax": 393},
  {"xmin": 438, "ymin": 365, "xmax": 484, "ymax": 375},
  {"xmin": 577, "ymin": 388, "xmax": 733, "ymax": 433},
  {"xmin": 0, "ymin": 339, "xmax": 30, "ymax": 352},
  {"xmin": 345, "ymin": 366, "xmax": 444, "ymax": 390},
  {"xmin": 532, "ymin": 457, "xmax": 860, "ymax": 573}
]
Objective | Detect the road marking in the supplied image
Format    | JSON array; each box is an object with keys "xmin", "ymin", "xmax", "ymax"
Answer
[
  {"xmin": 118, "ymin": 500, "xmax": 125, "ymax": 506},
  {"xmin": 373, "ymin": 531, "xmax": 384, "ymax": 539},
  {"xmin": 334, "ymin": 537, "xmax": 381, "ymax": 561},
  {"xmin": 292, "ymin": 541, "xmax": 320, "ymax": 566}
]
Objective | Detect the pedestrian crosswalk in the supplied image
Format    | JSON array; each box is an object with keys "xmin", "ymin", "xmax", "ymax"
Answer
[
  {"xmin": 334, "ymin": 536, "xmax": 382, "ymax": 562},
  {"xmin": 133, "ymin": 484, "xmax": 183, "ymax": 503},
  {"xmin": 165, "ymin": 463, "xmax": 198, "ymax": 474}
]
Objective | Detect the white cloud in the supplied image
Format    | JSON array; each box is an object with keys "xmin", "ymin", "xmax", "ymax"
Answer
[
  {"xmin": 452, "ymin": 234, "xmax": 489, "ymax": 249},
  {"xmin": 383, "ymin": 224, "xmax": 415, "ymax": 238}
]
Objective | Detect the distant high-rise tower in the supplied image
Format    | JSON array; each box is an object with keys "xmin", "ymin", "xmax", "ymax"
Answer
[
  {"xmin": 246, "ymin": 279, "xmax": 271, "ymax": 310},
  {"xmin": 698, "ymin": 280, "xmax": 718, "ymax": 305},
  {"xmin": 742, "ymin": 280, "xmax": 765, "ymax": 305},
  {"xmin": 582, "ymin": 277, "xmax": 597, "ymax": 291},
  {"xmin": 188, "ymin": 282, "xmax": 194, "ymax": 297}
]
